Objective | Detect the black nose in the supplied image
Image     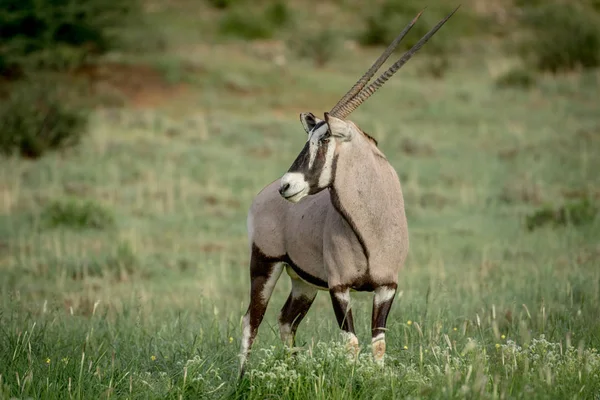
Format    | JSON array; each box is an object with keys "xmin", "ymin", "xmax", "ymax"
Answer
[{"xmin": 279, "ymin": 183, "xmax": 290, "ymax": 196}]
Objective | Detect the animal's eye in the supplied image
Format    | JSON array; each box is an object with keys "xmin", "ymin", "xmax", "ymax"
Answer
[{"xmin": 319, "ymin": 132, "xmax": 331, "ymax": 144}]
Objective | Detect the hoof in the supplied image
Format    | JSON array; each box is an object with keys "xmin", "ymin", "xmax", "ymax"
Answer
[
  {"xmin": 345, "ymin": 333, "xmax": 360, "ymax": 359},
  {"xmin": 372, "ymin": 339, "xmax": 386, "ymax": 365}
]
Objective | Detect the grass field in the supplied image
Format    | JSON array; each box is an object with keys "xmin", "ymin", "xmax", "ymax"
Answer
[{"xmin": 1, "ymin": 1, "xmax": 600, "ymax": 398}]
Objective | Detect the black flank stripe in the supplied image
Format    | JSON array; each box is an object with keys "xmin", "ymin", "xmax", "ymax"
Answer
[
  {"xmin": 283, "ymin": 254, "xmax": 328, "ymax": 289},
  {"xmin": 251, "ymin": 245, "xmax": 328, "ymax": 289}
]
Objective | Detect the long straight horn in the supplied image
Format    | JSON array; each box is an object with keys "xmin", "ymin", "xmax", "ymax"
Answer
[
  {"xmin": 332, "ymin": 6, "xmax": 460, "ymax": 119},
  {"xmin": 329, "ymin": 10, "xmax": 426, "ymax": 116}
]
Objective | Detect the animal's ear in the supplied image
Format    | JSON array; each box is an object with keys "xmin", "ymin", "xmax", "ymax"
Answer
[
  {"xmin": 300, "ymin": 112, "xmax": 318, "ymax": 134},
  {"xmin": 324, "ymin": 113, "xmax": 354, "ymax": 141}
]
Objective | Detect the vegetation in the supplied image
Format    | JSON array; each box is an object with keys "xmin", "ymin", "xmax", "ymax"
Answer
[
  {"xmin": 1, "ymin": 0, "xmax": 599, "ymax": 398},
  {"xmin": 291, "ymin": 29, "xmax": 339, "ymax": 67},
  {"xmin": 0, "ymin": 0, "xmax": 144, "ymax": 159},
  {"xmin": 526, "ymin": 198, "xmax": 598, "ymax": 231},
  {"xmin": 0, "ymin": 0, "xmax": 141, "ymax": 75},
  {"xmin": 517, "ymin": 2, "xmax": 600, "ymax": 72},
  {"xmin": 358, "ymin": 0, "xmax": 486, "ymax": 54},
  {"xmin": 205, "ymin": 0, "xmax": 235, "ymax": 10},
  {"xmin": 0, "ymin": 79, "xmax": 87, "ymax": 159},
  {"xmin": 41, "ymin": 199, "xmax": 116, "ymax": 230},
  {"xmin": 218, "ymin": 1, "xmax": 291, "ymax": 40},
  {"xmin": 495, "ymin": 67, "xmax": 536, "ymax": 89},
  {"xmin": 359, "ymin": 1, "xmax": 448, "ymax": 51}
]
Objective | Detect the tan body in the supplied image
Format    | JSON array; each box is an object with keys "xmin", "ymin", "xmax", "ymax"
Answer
[
  {"xmin": 237, "ymin": 8, "xmax": 457, "ymax": 377},
  {"xmin": 249, "ymin": 130, "xmax": 408, "ymax": 291},
  {"xmin": 239, "ymin": 119, "xmax": 409, "ymax": 375}
]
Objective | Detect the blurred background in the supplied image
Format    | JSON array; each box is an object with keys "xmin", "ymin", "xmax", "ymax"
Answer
[{"xmin": 0, "ymin": 0, "xmax": 599, "ymax": 398}]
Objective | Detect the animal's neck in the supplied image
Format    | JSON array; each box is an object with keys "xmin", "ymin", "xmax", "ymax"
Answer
[{"xmin": 330, "ymin": 138, "xmax": 406, "ymax": 263}]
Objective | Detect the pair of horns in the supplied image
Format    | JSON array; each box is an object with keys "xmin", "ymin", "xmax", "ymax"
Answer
[{"xmin": 329, "ymin": 6, "xmax": 460, "ymax": 119}]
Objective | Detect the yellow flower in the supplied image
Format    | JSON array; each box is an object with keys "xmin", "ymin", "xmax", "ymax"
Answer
[
  {"xmin": 229, "ymin": 337, "xmax": 234, "ymax": 343},
  {"xmin": 407, "ymin": 320, "xmax": 412, "ymax": 326},
  {"xmin": 453, "ymin": 327, "xmax": 457, "ymax": 331},
  {"xmin": 46, "ymin": 358, "xmax": 51, "ymax": 364},
  {"xmin": 495, "ymin": 343, "xmax": 500, "ymax": 349},
  {"xmin": 151, "ymin": 355, "xmax": 157, "ymax": 361},
  {"xmin": 501, "ymin": 334, "xmax": 506, "ymax": 340},
  {"xmin": 403, "ymin": 345, "xmax": 408, "ymax": 350}
]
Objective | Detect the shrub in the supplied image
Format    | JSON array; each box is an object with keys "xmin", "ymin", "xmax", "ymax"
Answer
[
  {"xmin": 265, "ymin": 1, "xmax": 291, "ymax": 28},
  {"xmin": 0, "ymin": 0, "xmax": 142, "ymax": 75},
  {"xmin": 525, "ymin": 198, "xmax": 598, "ymax": 231},
  {"xmin": 495, "ymin": 67, "xmax": 536, "ymax": 89},
  {"xmin": 518, "ymin": 3, "xmax": 600, "ymax": 72},
  {"xmin": 516, "ymin": 0, "xmax": 600, "ymax": 12},
  {"xmin": 291, "ymin": 29, "xmax": 339, "ymax": 67},
  {"xmin": 219, "ymin": 9, "xmax": 275, "ymax": 40},
  {"xmin": 41, "ymin": 199, "xmax": 115, "ymax": 230},
  {"xmin": 358, "ymin": 1, "xmax": 484, "ymax": 53},
  {"xmin": 360, "ymin": 2, "xmax": 437, "ymax": 49},
  {"xmin": 0, "ymin": 79, "xmax": 88, "ymax": 158},
  {"xmin": 205, "ymin": 0, "xmax": 234, "ymax": 9},
  {"xmin": 218, "ymin": 1, "xmax": 291, "ymax": 40}
]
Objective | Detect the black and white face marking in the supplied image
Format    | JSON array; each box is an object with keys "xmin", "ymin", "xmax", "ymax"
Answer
[{"xmin": 279, "ymin": 113, "xmax": 337, "ymax": 203}]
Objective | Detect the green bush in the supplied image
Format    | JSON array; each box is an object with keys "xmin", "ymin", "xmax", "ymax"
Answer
[
  {"xmin": 41, "ymin": 199, "xmax": 115, "ymax": 230},
  {"xmin": 358, "ymin": 1, "xmax": 483, "ymax": 53},
  {"xmin": 515, "ymin": 0, "xmax": 600, "ymax": 12},
  {"xmin": 525, "ymin": 198, "xmax": 598, "ymax": 231},
  {"xmin": 291, "ymin": 29, "xmax": 339, "ymax": 67},
  {"xmin": 0, "ymin": 0, "xmax": 141, "ymax": 75},
  {"xmin": 495, "ymin": 67, "xmax": 536, "ymax": 89},
  {"xmin": 219, "ymin": 10, "xmax": 274, "ymax": 40},
  {"xmin": 518, "ymin": 3, "xmax": 600, "ymax": 72},
  {"xmin": 218, "ymin": 1, "xmax": 291, "ymax": 40},
  {"xmin": 205, "ymin": 0, "xmax": 235, "ymax": 9},
  {"xmin": 360, "ymin": 2, "xmax": 436, "ymax": 49},
  {"xmin": 0, "ymin": 79, "xmax": 88, "ymax": 158},
  {"xmin": 265, "ymin": 1, "xmax": 291, "ymax": 28}
]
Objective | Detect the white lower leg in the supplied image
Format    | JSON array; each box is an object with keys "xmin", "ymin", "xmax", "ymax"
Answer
[
  {"xmin": 372, "ymin": 332, "xmax": 386, "ymax": 364},
  {"xmin": 239, "ymin": 314, "xmax": 251, "ymax": 371},
  {"xmin": 279, "ymin": 322, "xmax": 293, "ymax": 347}
]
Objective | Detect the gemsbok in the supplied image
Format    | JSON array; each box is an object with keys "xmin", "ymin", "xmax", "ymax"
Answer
[{"xmin": 239, "ymin": 7, "xmax": 459, "ymax": 376}]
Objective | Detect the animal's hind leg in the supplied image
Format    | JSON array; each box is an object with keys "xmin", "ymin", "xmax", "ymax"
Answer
[
  {"xmin": 371, "ymin": 283, "xmax": 397, "ymax": 365},
  {"xmin": 239, "ymin": 251, "xmax": 283, "ymax": 377},
  {"xmin": 278, "ymin": 277, "xmax": 317, "ymax": 348},
  {"xmin": 329, "ymin": 286, "xmax": 359, "ymax": 357}
]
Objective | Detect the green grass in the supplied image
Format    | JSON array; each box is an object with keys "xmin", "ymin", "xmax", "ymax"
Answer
[{"xmin": 1, "ymin": 2, "xmax": 600, "ymax": 399}]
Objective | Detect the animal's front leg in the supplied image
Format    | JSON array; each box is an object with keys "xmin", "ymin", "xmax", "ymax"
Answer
[
  {"xmin": 371, "ymin": 284, "xmax": 397, "ymax": 365},
  {"xmin": 329, "ymin": 286, "xmax": 359, "ymax": 357}
]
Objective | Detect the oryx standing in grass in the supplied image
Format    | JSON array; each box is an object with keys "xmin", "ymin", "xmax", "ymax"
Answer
[{"xmin": 239, "ymin": 8, "xmax": 458, "ymax": 376}]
